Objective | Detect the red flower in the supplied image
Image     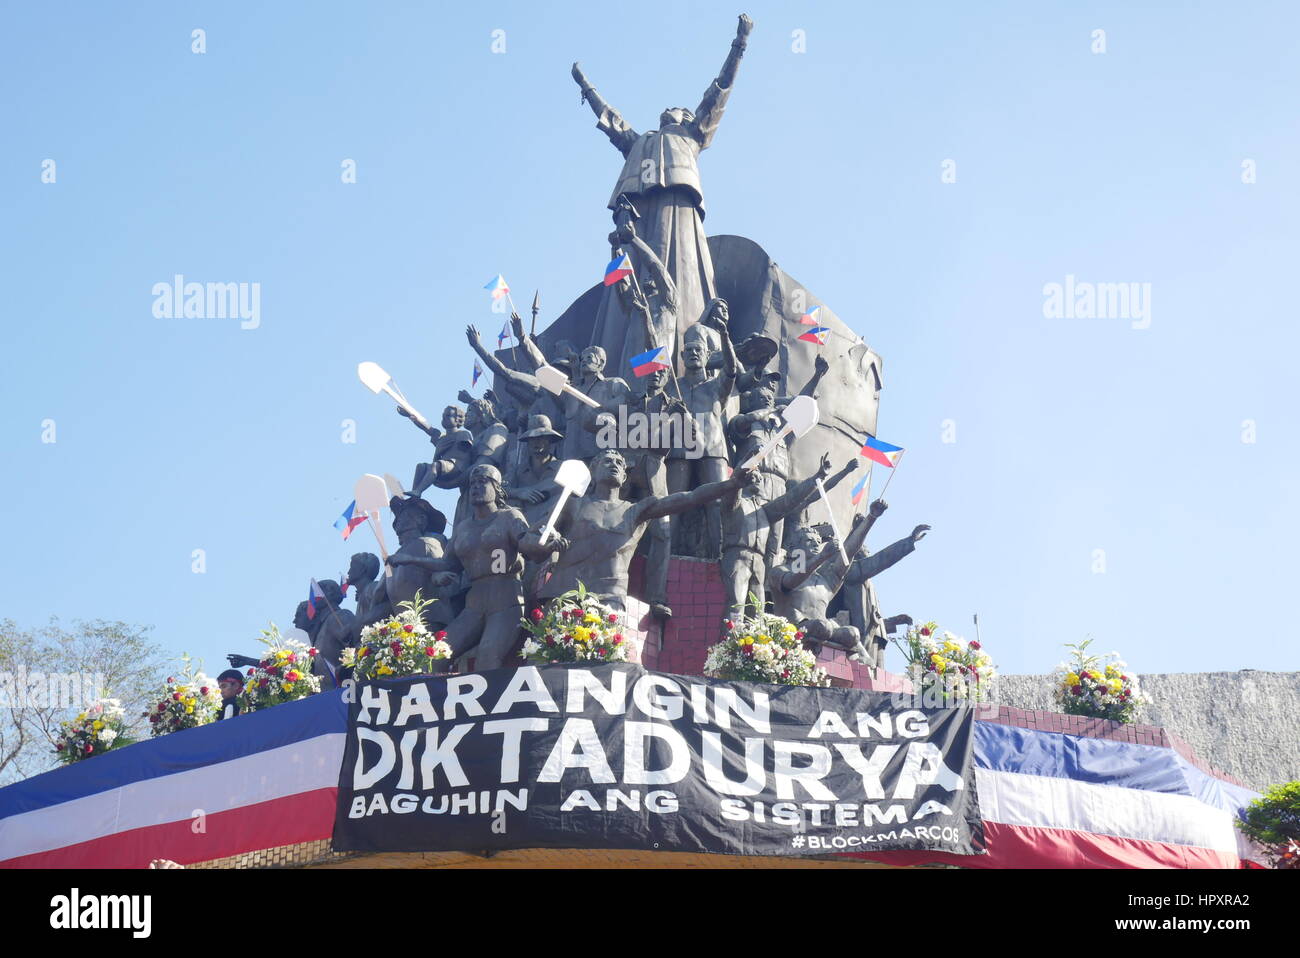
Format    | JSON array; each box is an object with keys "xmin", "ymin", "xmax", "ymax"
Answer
[
  {"xmin": 259, "ymin": 678, "xmax": 269, "ymax": 688},
  {"xmin": 308, "ymin": 647, "xmax": 319, "ymax": 657},
  {"xmin": 1071, "ymin": 685, "xmax": 1083, "ymax": 695},
  {"xmin": 795, "ymin": 631, "xmax": 805, "ymax": 640},
  {"xmin": 607, "ymin": 614, "xmax": 618, "ymax": 623},
  {"xmin": 246, "ymin": 667, "xmax": 255, "ymax": 676},
  {"xmin": 390, "ymin": 641, "xmax": 402, "ymax": 653},
  {"xmin": 531, "ymin": 608, "xmax": 544, "ymax": 622},
  {"xmin": 425, "ymin": 646, "xmax": 437, "ymax": 656},
  {"xmin": 149, "ymin": 714, "xmax": 160, "ymax": 724},
  {"xmin": 167, "ymin": 677, "xmax": 175, "ymax": 684},
  {"xmin": 612, "ymin": 634, "xmax": 624, "ymax": 645},
  {"xmin": 742, "ymin": 645, "xmax": 755, "ymax": 657},
  {"xmin": 84, "ymin": 744, "xmax": 94, "ymax": 754},
  {"xmin": 403, "ymin": 624, "xmax": 414, "ymax": 633},
  {"xmin": 920, "ymin": 627, "xmax": 932, "ymax": 636},
  {"xmin": 436, "ymin": 631, "xmax": 447, "ymax": 640},
  {"xmin": 199, "ymin": 687, "xmax": 209, "ymax": 695},
  {"xmin": 287, "ymin": 653, "xmax": 297, "ymax": 664},
  {"xmin": 157, "ymin": 703, "xmax": 166, "ymax": 712},
  {"xmin": 286, "ymin": 671, "xmax": 300, "ymax": 682},
  {"xmin": 545, "ymin": 637, "xmax": 555, "ymax": 646},
  {"xmin": 597, "ymin": 648, "xmax": 608, "ymax": 657},
  {"xmin": 725, "ymin": 620, "xmax": 735, "ymax": 631},
  {"xmin": 782, "ymin": 669, "xmax": 791, "ymax": 679},
  {"xmin": 969, "ymin": 640, "xmax": 981, "ymax": 651},
  {"xmin": 172, "ymin": 692, "xmax": 181, "ymax": 701}
]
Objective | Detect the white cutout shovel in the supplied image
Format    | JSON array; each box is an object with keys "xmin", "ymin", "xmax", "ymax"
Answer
[
  {"xmin": 815, "ymin": 477, "xmax": 849, "ymax": 565},
  {"xmin": 742, "ymin": 395, "xmax": 819, "ymax": 470},
  {"xmin": 538, "ymin": 459, "xmax": 591, "ymax": 545},
  {"xmin": 358, "ymin": 361, "xmax": 432, "ymax": 430},
  {"xmin": 535, "ymin": 364, "xmax": 601, "ymax": 409},
  {"xmin": 354, "ymin": 473, "xmax": 392, "ymax": 576}
]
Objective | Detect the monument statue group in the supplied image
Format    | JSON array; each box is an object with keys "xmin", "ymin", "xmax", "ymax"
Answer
[{"xmin": 270, "ymin": 15, "xmax": 930, "ymax": 689}]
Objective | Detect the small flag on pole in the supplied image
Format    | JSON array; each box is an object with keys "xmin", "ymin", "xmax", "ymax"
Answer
[
  {"xmin": 798, "ymin": 326, "xmax": 830, "ymax": 345},
  {"xmin": 333, "ymin": 500, "xmax": 368, "ymax": 540},
  {"xmin": 484, "ymin": 274, "xmax": 510, "ymax": 300},
  {"xmin": 861, "ymin": 435, "xmax": 904, "ymax": 468},
  {"xmin": 497, "ymin": 321, "xmax": 511, "ymax": 348},
  {"xmin": 850, "ymin": 472, "xmax": 869, "ymax": 505},
  {"xmin": 800, "ymin": 306, "xmax": 822, "ymax": 325},
  {"xmin": 307, "ymin": 578, "xmax": 327, "ymax": 621},
  {"xmin": 629, "ymin": 345, "xmax": 671, "ymax": 377},
  {"xmin": 472, "ymin": 360, "xmax": 483, "ymax": 386},
  {"xmin": 604, "ymin": 252, "xmax": 633, "ymax": 286}
]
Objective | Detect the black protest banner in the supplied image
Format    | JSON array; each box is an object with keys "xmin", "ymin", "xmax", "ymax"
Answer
[{"xmin": 331, "ymin": 663, "xmax": 984, "ymax": 858}]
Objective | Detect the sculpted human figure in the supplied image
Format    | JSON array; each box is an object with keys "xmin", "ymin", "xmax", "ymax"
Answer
[
  {"xmin": 343, "ymin": 551, "xmax": 390, "ymax": 642},
  {"xmin": 730, "ymin": 352, "xmax": 829, "ymax": 564},
  {"xmin": 668, "ymin": 302, "xmax": 737, "ymax": 558},
  {"xmin": 429, "ymin": 464, "xmax": 549, "ymax": 670},
  {"xmin": 307, "ymin": 579, "xmax": 354, "ymax": 690},
  {"xmin": 767, "ymin": 506, "xmax": 884, "ymax": 662},
  {"xmin": 381, "ymin": 495, "xmax": 457, "ymax": 631},
  {"xmin": 409, "ymin": 404, "xmax": 475, "ymax": 497},
  {"xmin": 523, "ymin": 449, "xmax": 750, "ymax": 613},
  {"xmin": 573, "ymin": 14, "xmax": 753, "ymax": 369},
  {"xmin": 464, "ymin": 322, "xmax": 566, "ymax": 436},
  {"xmin": 720, "ymin": 454, "xmax": 858, "ymax": 621},
  {"xmin": 506, "ymin": 414, "xmax": 565, "ymax": 602},
  {"xmin": 835, "ymin": 511, "xmax": 930, "ymax": 670},
  {"xmin": 560, "ymin": 346, "xmax": 633, "ymax": 464},
  {"xmin": 588, "ymin": 366, "xmax": 689, "ymax": 619}
]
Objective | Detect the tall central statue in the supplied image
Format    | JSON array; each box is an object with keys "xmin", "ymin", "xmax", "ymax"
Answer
[{"xmin": 572, "ymin": 13, "xmax": 753, "ymax": 373}]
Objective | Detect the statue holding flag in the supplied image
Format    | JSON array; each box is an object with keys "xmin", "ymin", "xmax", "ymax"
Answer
[{"xmin": 573, "ymin": 13, "xmax": 752, "ymax": 373}]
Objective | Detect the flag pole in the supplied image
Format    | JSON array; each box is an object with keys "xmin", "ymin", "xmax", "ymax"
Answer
[
  {"xmin": 876, "ymin": 449, "xmax": 905, "ymax": 500},
  {"xmin": 627, "ymin": 266, "xmax": 684, "ymax": 404}
]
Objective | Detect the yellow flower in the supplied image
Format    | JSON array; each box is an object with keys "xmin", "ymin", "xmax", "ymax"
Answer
[
  {"xmin": 283, "ymin": 683, "xmax": 294, "ymax": 692},
  {"xmin": 1066, "ymin": 672, "xmax": 1080, "ymax": 686},
  {"xmin": 583, "ymin": 613, "xmax": 600, "ymax": 624},
  {"xmin": 756, "ymin": 634, "xmax": 771, "ymax": 644},
  {"xmin": 375, "ymin": 666, "xmax": 393, "ymax": 677},
  {"xmin": 739, "ymin": 636, "xmax": 754, "ymax": 646},
  {"xmin": 93, "ymin": 720, "xmax": 104, "ymax": 731},
  {"xmin": 933, "ymin": 657, "xmax": 948, "ymax": 672},
  {"xmin": 573, "ymin": 627, "xmax": 591, "ymax": 643},
  {"xmin": 185, "ymin": 705, "xmax": 194, "ymax": 714}
]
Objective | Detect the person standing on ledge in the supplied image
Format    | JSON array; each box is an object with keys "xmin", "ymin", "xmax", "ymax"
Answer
[{"xmin": 573, "ymin": 13, "xmax": 753, "ymax": 371}]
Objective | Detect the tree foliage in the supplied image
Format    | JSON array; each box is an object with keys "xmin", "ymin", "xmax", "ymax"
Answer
[{"xmin": 0, "ymin": 618, "xmax": 167, "ymax": 783}]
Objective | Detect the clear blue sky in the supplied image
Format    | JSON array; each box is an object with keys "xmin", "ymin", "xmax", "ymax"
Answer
[{"xmin": 2, "ymin": 1, "xmax": 1296, "ymax": 679}]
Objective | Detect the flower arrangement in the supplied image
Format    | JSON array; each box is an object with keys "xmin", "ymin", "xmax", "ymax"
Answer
[
  {"xmin": 893, "ymin": 621, "xmax": 996, "ymax": 703},
  {"xmin": 239, "ymin": 624, "xmax": 322, "ymax": 712},
  {"xmin": 1050, "ymin": 639, "xmax": 1148, "ymax": 723},
  {"xmin": 343, "ymin": 592, "xmax": 452, "ymax": 680},
  {"xmin": 520, "ymin": 584, "xmax": 636, "ymax": 664},
  {"xmin": 703, "ymin": 609, "xmax": 829, "ymax": 687},
  {"xmin": 143, "ymin": 655, "xmax": 222, "ymax": 735},
  {"xmin": 54, "ymin": 698, "xmax": 133, "ymax": 763}
]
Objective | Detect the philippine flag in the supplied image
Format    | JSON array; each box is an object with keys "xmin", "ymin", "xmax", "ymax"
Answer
[
  {"xmin": 483, "ymin": 274, "xmax": 510, "ymax": 300},
  {"xmin": 472, "ymin": 360, "xmax": 483, "ymax": 387},
  {"xmin": 800, "ymin": 306, "xmax": 821, "ymax": 325},
  {"xmin": 861, "ymin": 435, "xmax": 904, "ymax": 468},
  {"xmin": 629, "ymin": 345, "xmax": 670, "ymax": 377},
  {"xmin": 497, "ymin": 322, "xmax": 511, "ymax": 347},
  {"xmin": 850, "ymin": 472, "xmax": 869, "ymax": 505},
  {"xmin": 798, "ymin": 326, "xmax": 829, "ymax": 345},
  {"xmin": 604, "ymin": 252, "xmax": 633, "ymax": 286},
  {"xmin": 306, "ymin": 579, "xmax": 327, "ymax": 621},
  {"xmin": 333, "ymin": 501, "xmax": 367, "ymax": 540}
]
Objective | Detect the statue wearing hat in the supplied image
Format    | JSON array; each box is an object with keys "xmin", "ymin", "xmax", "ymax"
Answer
[
  {"xmin": 382, "ymin": 495, "xmax": 459, "ymax": 630},
  {"xmin": 508, "ymin": 414, "xmax": 565, "ymax": 601},
  {"xmin": 668, "ymin": 300, "xmax": 738, "ymax": 558}
]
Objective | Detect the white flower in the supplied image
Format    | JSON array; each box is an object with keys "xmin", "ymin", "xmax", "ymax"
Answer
[{"xmin": 99, "ymin": 728, "xmax": 118, "ymax": 744}]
